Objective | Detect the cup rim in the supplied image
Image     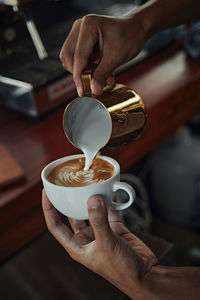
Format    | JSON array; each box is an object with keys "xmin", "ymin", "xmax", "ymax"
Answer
[{"xmin": 41, "ymin": 154, "xmax": 119, "ymax": 190}]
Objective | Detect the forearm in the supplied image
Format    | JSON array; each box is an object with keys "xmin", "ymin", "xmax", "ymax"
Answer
[
  {"xmin": 141, "ymin": 265, "xmax": 200, "ymax": 300},
  {"xmin": 130, "ymin": 0, "xmax": 200, "ymax": 40},
  {"xmin": 109, "ymin": 264, "xmax": 200, "ymax": 300}
]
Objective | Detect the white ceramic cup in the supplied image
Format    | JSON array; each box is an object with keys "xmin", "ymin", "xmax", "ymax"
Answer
[{"xmin": 41, "ymin": 154, "xmax": 135, "ymax": 220}]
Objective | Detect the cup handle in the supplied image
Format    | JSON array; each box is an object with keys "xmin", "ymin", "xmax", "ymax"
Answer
[{"xmin": 111, "ymin": 181, "xmax": 135, "ymax": 210}]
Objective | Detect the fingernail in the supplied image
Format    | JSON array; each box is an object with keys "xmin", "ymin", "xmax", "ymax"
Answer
[
  {"xmin": 88, "ymin": 196, "xmax": 102, "ymax": 209},
  {"xmin": 77, "ymin": 85, "xmax": 82, "ymax": 97}
]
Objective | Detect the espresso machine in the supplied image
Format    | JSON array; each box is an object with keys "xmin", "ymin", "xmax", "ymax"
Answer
[{"xmin": 0, "ymin": 0, "xmax": 87, "ymax": 117}]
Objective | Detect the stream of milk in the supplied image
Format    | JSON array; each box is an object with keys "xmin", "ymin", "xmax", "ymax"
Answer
[{"xmin": 65, "ymin": 97, "xmax": 112, "ymax": 170}]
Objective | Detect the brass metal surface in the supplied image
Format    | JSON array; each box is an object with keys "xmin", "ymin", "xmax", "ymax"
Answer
[{"xmin": 64, "ymin": 70, "xmax": 146, "ymax": 152}]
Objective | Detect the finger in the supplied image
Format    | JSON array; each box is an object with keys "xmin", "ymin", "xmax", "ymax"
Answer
[
  {"xmin": 108, "ymin": 197, "xmax": 123, "ymax": 223},
  {"xmin": 68, "ymin": 217, "xmax": 87, "ymax": 233},
  {"xmin": 87, "ymin": 195, "xmax": 115, "ymax": 247},
  {"xmin": 42, "ymin": 190, "xmax": 73, "ymax": 250},
  {"xmin": 59, "ymin": 19, "xmax": 81, "ymax": 73},
  {"xmin": 60, "ymin": 37, "xmax": 74, "ymax": 73},
  {"xmin": 108, "ymin": 208, "xmax": 122, "ymax": 223},
  {"xmin": 91, "ymin": 47, "xmax": 120, "ymax": 95},
  {"xmin": 73, "ymin": 16, "xmax": 99, "ymax": 96}
]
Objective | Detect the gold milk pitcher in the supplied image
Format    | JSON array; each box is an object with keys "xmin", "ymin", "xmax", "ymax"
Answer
[{"xmin": 63, "ymin": 70, "xmax": 147, "ymax": 152}]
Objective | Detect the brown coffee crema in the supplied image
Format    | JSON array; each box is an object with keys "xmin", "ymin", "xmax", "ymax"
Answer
[{"xmin": 47, "ymin": 157, "xmax": 115, "ymax": 187}]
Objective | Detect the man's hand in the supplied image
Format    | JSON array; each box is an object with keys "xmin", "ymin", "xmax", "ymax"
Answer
[
  {"xmin": 42, "ymin": 190, "xmax": 158, "ymax": 298},
  {"xmin": 59, "ymin": 14, "xmax": 146, "ymax": 97},
  {"xmin": 59, "ymin": 1, "xmax": 200, "ymax": 98}
]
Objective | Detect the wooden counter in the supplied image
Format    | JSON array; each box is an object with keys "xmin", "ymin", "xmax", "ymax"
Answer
[{"xmin": 1, "ymin": 45, "xmax": 200, "ymax": 262}]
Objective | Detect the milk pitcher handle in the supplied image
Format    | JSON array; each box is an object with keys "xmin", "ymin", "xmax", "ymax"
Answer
[
  {"xmin": 111, "ymin": 181, "xmax": 135, "ymax": 210},
  {"xmin": 81, "ymin": 69, "xmax": 115, "ymax": 96}
]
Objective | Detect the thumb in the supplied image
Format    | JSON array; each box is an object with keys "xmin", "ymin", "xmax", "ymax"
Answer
[{"xmin": 87, "ymin": 195, "xmax": 114, "ymax": 245}]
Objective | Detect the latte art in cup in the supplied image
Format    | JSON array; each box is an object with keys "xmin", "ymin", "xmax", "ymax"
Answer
[
  {"xmin": 42, "ymin": 154, "xmax": 135, "ymax": 219},
  {"xmin": 47, "ymin": 157, "xmax": 115, "ymax": 187}
]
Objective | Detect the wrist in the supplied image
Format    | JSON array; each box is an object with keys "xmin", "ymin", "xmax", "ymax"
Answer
[
  {"xmin": 106, "ymin": 264, "xmax": 159, "ymax": 300},
  {"xmin": 142, "ymin": 264, "xmax": 200, "ymax": 300},
  {"xmin": 123, "ymin": 4, "xmax": 156, "ymax": 46},
  {"xmin": 128, "ymin": 0, "xmax": 200, "ymax": 42}
]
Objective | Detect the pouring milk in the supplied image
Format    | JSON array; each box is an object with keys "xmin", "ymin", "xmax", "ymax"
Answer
[{"xmin": 63, "ymin": 97, "xmax": 112, "ymax": 170}]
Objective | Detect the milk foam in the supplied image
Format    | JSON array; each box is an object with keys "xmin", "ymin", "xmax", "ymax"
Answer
[
  {"xmin": 55, "ymin": 169, "xmax": 103, "ymax": 186},
  {"xmin": 47, "ymin": 157, "xmax": 115, "ymax": 187}
]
